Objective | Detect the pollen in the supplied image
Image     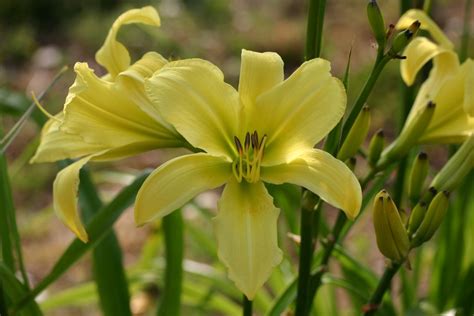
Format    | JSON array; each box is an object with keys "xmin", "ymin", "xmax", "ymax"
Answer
[{"xmin": 232, "ymin": 131, "xmax": 267, "ymax": 183}]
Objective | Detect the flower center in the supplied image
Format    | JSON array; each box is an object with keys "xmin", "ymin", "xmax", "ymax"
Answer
[{"xmin": 232, "ymin": 131, "xmax": 267, "ymax": 183}]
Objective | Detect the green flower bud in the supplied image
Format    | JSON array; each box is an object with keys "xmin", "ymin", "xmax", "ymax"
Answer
[
  {"xmin": 411, "ymin": 191, "xmax": 450, "ymax": 247},
  {"xmin": 373, "ymin": 190, "xmax": 410, "ymax": 262},
  {"xmin": 367, "ymin": 0, "xmax": 386, "ymax": 48},
  {"xmin": 337, "ymin": 106, "xmax": 371, "ymax": 161},
  {"xmin": 431, "ymin": 136, "xmax": 474, "ymax": 192},
  {"xmin": 408, "ymin": 152, "xmax": 429, "ymax": 203},
  {"xmin": 368, "ymin": 129, "xmax": 384, "ymax": 167},
  {"xmin": 390, "ymin": 20, "xmax": 421, "ymax": 55},
  {"xmin": 407, "ymin": 202, "xmax": 427, "ymax": 235},
  {"xmin": 377, "ymin": 101, "xmax": 435, "ymax": 169}
]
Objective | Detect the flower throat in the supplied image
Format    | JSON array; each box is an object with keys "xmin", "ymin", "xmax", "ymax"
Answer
[{"xmin": 232, "ymin": 131, "xmax": 267, "ymax": 183}]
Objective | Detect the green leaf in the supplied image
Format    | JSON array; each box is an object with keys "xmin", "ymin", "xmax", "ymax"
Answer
[
  {"xmin": 78, "ymin": 168, "xmax": 132, "ymax": 316},
  {"xmin": 0, "ymin": 263, "xmax": 42, "ymax": 316},
  {"xmin": 12, "ymin": 171, "xmax": 150, "ymax": 313},
  {"xmin": 157, "ymin": 210, "xmax": 184, "ymax": 316}
]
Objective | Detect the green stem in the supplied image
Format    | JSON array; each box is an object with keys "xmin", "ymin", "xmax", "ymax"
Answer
[
  {"xmin": 305, "ymin": 0, "xmax": 327, "ymax": 60},
  {"xmin": 460, "ymin": 0, "xmax": 473, "ymax": 62},
  {"xmin": 295, "ymin": 194, "xmax": 320, "ymax": 316},
  {"xmin": 157, "ymin": 210, "xmax": 184, "ymax": 316},
  {"xmin": 341, "ymin": 54, "xmax": 391, "ymax": 142},
  {"xmin": 243, "ymin": 295, "xmax": 253, "ymax": 316},
  {"xmin": 363, "ymin": 262, "xmax": 402, "ymax": 316}
]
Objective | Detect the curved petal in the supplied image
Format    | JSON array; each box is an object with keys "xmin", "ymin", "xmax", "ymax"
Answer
[
  {"xmin": 135, "ymin": 153, "xmax": 231, "ymax": 225},
  {"xmin": 62, "ymin": 62, "xmax": 180, "ymax": 150},
  {"xmin": 53, "ymin": 154, "xmax": 101, "ymax": 242},
  {"xmin": 261, "ymin": 149, "xmax": 362, "ymax": 219},
  {"xmin": 213, "ymin": 179, "xmax": 282, "ymax": 299},
  {"xmin": 117, "ymin": 52, "xmax": 173, "ymax": 128},
  {"xmin": 396, "ymin": 9, "xmax": 453, "ymax": 49},
  {"xmin": 401, "ymin": 37, "xmax": 459, "ymax": 86},
  {"xmin": 31, "ymin": 114, "xmax": 106, "ymax": 163},
  {"xmin": 145, "ymin": 59, "xmax": 240, "ymax": 159},
  {"xmin": 420, "ymin": 61, "xmax": 474, "ymax": 143},
  {"xmin": 252, "ymin": 58, "xmax": 346, "ymax": 165},
  {"xmin": 238, "ymin": 49, "xmax": 284, "ymax": 108},
  {"xmin": 95, "ymin": 6, "xmax": 161, "ymax": 78}
]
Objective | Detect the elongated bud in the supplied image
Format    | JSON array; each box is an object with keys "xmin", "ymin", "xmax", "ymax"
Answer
[
  {"xmin": 337, "ymin": 106, "xmax": 371, "ymax": 161},
  {"xmin": 411, "ymin": 191, "xmax": 450, "ymax": 247},
  {"xmin": 390, "ymin": 20, "xmax": 421, "ymax": 55},
  {"xmin": 368, "ymin": 129, "xmax": 384, "ymax": 167},
  {"xmin": 408, "ymin": 152, "xmax": 429, "ymax": 203},
  {"xmin": 377, "ymin": 102, "xmax": 435, "ymax": 169},
  {"xmin": 407, "ymin": 202, "xmax": 427, "ymax": 235},
  {"xmin": 431, "ymin": 136, "xmax": 474, "ymax": 192},
  {"xmin": 367, "ymin": 0, "xmax": 386, "ymax": 48},
  {"xmin": 373, "ymin": 190, "xmax": 410, "ymax": 262}
]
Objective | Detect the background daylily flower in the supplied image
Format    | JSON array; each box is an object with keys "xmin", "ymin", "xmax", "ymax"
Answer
[
  {"xmin": 136, "ymin": 49, "xmax": 362, "ymax": 298},
  {"xmin": 396, "ymin": 9, "xmax": 473, "ymax": 143},
  {"xmin": 32, "ymin": 7, "xmax": 184, "ymax": 242}
]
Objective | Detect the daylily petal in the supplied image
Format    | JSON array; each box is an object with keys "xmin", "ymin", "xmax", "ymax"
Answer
[
  {"xmin": 401, "ymin": 37, "xmax": 459, "ymax": 86},
  {"xmin": 252, "ymin": 58, "xmax": 346, "ymax": 165},
  {"xmin": 145, "ymin": 59, "xmax": 240, "ymax": 158},
  {"xmin": 62, "ymin": 62, "xmax": 180, "ymax": 150},
  {"xmin": 53, "ymin": 154, "xmax": 102, "ymax": 242},
  {"xmin": 117, "ymin": 52, "xmax": 174, "ymax": 129},
  {"xmin": 261, "ymin": 149, "xmax": 362, "ymax": 219},
  {"xmin": 213, "ymin": 179, "xmax": 282, "ymax": 299},
  {"xmin": 135, "ymin": 153, "xmax": 231, "ymax": 225},
  {"xmin": 96, "ymin": 6, "xmax": 161, "ymax": 78},
  {"xmin": 31, "ymin": 114, "xmax": 105, "ymax": 162},
  {"xmin": 420, "ymin": 60, "xmax": 474, "ymax": 143},
  {"xmin": 238, "ymin": 49, "xmax": 284, "ymax": 108},
  {"xmin": 396, "ymin": 9, "xmax": 453, "ymax": 49}
]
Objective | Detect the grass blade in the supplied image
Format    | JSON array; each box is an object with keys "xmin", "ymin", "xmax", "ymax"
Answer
[
  {"xmin": 12, "ymin": 171, "xmax": 150, "ymax": 314},
  {"xmin": 78, "ymin": 169, "xmax": 132, "ymax": 316}
]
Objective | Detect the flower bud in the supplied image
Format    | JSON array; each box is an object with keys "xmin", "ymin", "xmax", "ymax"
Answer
[
  {"xmin": 377, "ymin": 101, "xmax": 435, "ymax": 169},
  {"xmin": 431, "ymin": 136, "xmax": 474, "ymax": 192},
  {"xmin": 373, "ymin": 190, "xmax": 410, "ymax": 262},
  {"xmin": 407, "ymin": 202, "xmax": 427, "ymax": 235},
  {"xmin": 389, "ymin": 20, "xmax": 420, "ymax": 55},
  {"xmin": 368, "ymin": 129, "xmax": 384, "ymax": 167},
  {"xmin": 337, "ymin": 106, "xmax": 371, "ymax": 161},
  {"xmin": 408, "ymin": 152, "xmax": 429, "ymax": 203},
  {"xmin": 367, "ymin": 0, "xmax": 386, "ymax": 48},
  {"xmin": 411, "ymin": 191, "xmax": 450, "ymax": 247}
]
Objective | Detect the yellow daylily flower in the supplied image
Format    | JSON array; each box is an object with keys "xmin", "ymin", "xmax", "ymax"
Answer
[
  {"xmin": 32, "ymin": 7, "xmax": 184, "ymax": 242},
  {"xmin": 136, "ymin": 50, "xmax": 362, "ymax": 298},
  {"xmin": 396, "ymin": 9, "xmax": 473, "ymax": 143}
]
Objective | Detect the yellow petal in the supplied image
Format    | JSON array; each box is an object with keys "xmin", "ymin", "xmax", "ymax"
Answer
[
  {"xmin": 117, "ymin": 52, "xmax": 173, "ymax": 129},
  {"xmin": 213, "ymin": 179, "xmax": 282, "ymax": 299},
  {"xmin": 261, "ymin": 149, "xmax": 362, "ymax": 219},
  {"xmin": 31, "ymin": 114, "xmax": 105, "ymax": 162},
  {"xmin": 96, "ymin": 6, "xmax": 161, "ymax": 78},
  {"xmin": 145, "ymin": 59, "xmax": 239, "ymax": 159},
  {"xmin": 238, "ymin": 49, "xmax": 283, "ymax": 108},
  {"xmin": 419, "ymin": 61, "xmax": 474, "ymax": 143},
  {"xmin": 135, "ymin": 153, "xmax": 231, "ymax": 225},
  {"xmin": 401, "ymin": 37, "xmax": 459, "ymax": 86},
  {"xmin": 62, "ymin": 62, "xmax": 180, "ymax": 150},
  {"xmin": 396, "ymin": 9, "xmax": 453, "ymax": 49},
  {"xmin": 252, "ymin": 58, "xmax": 346, "ymax": 165},
  {"xmin": 53, "ymin": 154, "xmax": 101, "ymax": 242}
]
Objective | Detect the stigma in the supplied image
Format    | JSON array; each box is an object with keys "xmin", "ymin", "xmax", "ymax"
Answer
[{"xmin": 232, "ymin": 131, "xmax": 267, "ymax": 183}]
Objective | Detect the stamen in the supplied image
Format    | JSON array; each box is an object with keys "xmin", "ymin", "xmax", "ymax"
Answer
[
  {"xmin": 234, "ymin": 136, "xmax": 243, "ymax": 155},
  {"xmin": 244, "ymin": 132, "xmax": 251, "ymax": 150},
  {"xmin": 31, "ymin": 92, "xmax": 62, "ymax": 122},
  {"xmin": 251, "ymin": 131, "xmax": 259, "ymax": 149}
]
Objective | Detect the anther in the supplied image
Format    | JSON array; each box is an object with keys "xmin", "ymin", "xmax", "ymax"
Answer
[
  {"xmin": 244, "ymin": 132, "xmax": 251, "ymax": 150},
  {"xmin": 234, "ymin": 136, "xmax": 243, "ymax": 155},
  {"xmin": 251, "ymin": 131, "xmax": 259, "ymax": 149}
]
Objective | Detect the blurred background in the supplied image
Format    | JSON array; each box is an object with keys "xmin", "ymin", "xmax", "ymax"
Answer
[{"xmin": 0, "ymin": 0, "xmax": 472, "ymax": 315}]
